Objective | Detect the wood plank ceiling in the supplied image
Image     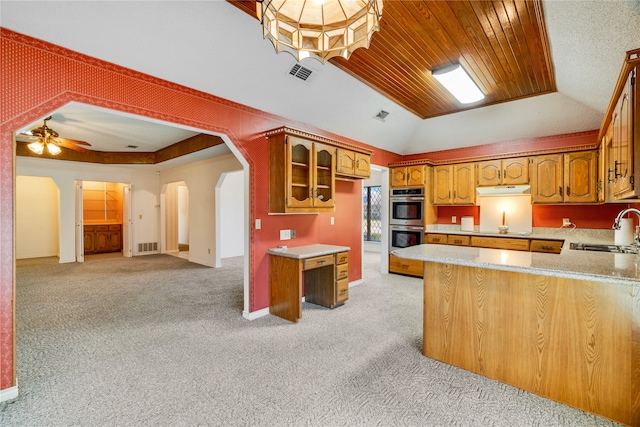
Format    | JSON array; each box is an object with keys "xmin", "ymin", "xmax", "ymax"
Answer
[{"xmin": 228, "ymin": 0, "xmax": 555, "ymax": 119}]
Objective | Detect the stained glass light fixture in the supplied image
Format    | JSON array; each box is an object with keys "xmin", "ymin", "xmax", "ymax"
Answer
[{"xmin": 256, "ymin": 0, "xmax": 383, "ymax": 64}]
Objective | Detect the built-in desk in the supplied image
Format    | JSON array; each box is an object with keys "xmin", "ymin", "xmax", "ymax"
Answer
[{"xmin": 268, "ymin": 244, "xmax": 350, "ymax": 323}]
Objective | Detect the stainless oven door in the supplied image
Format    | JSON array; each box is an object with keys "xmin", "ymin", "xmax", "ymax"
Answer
[
  {"xmin": 390, "ymin": 197, "xmax": 424, "ymax": 226},
  {"xmin": 390, "ymin": 225, "xmax": 424, "ymax": 250}
]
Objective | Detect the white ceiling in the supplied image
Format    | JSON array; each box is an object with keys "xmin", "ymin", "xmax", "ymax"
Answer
[{"xmin": 2, "ymin": 0, "xmax": 640, "ymax": 157}]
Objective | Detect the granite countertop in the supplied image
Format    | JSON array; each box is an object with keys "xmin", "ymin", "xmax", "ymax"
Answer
[
  {"xmin": 393, "ymin": 229, "xmax": 640, "ymax": 286},
  {"xmin": 268, "ymin": 244, "xmax": 350, "ymax": 259}
]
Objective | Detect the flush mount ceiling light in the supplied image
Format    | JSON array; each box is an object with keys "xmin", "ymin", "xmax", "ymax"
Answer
[
  {"xmin": 431, "ymin": 63, "xmax": 485, "ymax": 104},
  {"xmin": 256, "ymin": 0, "xmax": 383, "ymax": 64}
]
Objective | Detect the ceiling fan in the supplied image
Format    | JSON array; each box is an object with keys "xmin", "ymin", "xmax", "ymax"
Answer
[{"xmin": 17, "ymin": 116, "xmax": 91, "ymax": 155}]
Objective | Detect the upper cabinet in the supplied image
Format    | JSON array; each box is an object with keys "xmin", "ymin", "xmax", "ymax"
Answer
[
  {"xmin": 336, "ymin": 148, "xmax": 371, "ymax": 179},
  {"xmin": 531, "ymin": 151, "xmax": 598, "ymax": 204},
  {"xmin": 433, "ymin": 163, "xmax": 475, "ymax": 205},
  {"xmin": 391, "ymin": 165, "xmax": 425, "ymax": 187},
  {"xmin": 599, "ymin": 50, "xmax": 640, "ymax": 202},
  {"xmin": 267, "ymin": 127, "xmax": 372, "ymax": 213},
  {"xmin": 477, "ymin": 157, "xmax": 529, "ymax": 186}
]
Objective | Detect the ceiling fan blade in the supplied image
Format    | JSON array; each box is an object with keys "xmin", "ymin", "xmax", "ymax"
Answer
[
  {"xmin": 59, "ymin": 137, "xmax": 91, "ymax": 147},
  {"xmin": 16, "ymin": 133, "xmax": 40, "ymax": 142},
  {"xmin": 52, "ymin": 139, "xmax": 91, "ymax": 153}
]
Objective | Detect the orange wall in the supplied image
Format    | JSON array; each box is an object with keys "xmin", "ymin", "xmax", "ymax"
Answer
[{"xmin": 0, "ymin": 28, "xmax": 402, "ymax": 391}]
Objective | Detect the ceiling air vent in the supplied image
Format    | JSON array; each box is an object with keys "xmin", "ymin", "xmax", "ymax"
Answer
[
  {"xmin": 126, "ymin": 145, "xmax": 139, "ymax": 149},
  {"xmin": 374, "ymin": 110, "xmax": 390, "ymax": 122},
  {"xmin": 287, "ymin": 64, "xmax": 316, "ymax": 84}
]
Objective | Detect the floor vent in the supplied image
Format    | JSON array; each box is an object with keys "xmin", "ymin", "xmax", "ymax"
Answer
[
  {"xmin": 138, "ymin": 242, "xmax": 158, "ymax": 253},
  {"xmin": 288, "ymin": 64, "xmax": 316, "ymax": 84}
]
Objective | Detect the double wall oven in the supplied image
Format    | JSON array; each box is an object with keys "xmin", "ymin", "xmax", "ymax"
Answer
[{"xmin": 390, "ymin": 188, "xmax": 425, "ymax": 251}]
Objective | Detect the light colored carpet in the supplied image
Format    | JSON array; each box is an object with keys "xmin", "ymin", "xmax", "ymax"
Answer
[{"xmin": 0, "ymin": 252, "xmax": 620, "ymax": 426}]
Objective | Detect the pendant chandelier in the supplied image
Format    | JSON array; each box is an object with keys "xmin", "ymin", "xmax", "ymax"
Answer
[{"xmin": 256, "ymin": 0, "xmax": 383, "ymax": 64}]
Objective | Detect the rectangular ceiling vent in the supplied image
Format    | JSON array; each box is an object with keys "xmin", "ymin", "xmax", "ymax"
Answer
[
  {"xmin": 288, "ymin": 64, "xmax": 316, "ymax": 84},
  {"xmin": 374, "ymin": 110, "xmax": 390, "ymax": 122}
]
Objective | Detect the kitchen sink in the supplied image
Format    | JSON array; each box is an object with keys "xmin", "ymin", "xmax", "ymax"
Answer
[{"xmin": 569, "ymin": 242, "xmax": 640, "ymax": 254}]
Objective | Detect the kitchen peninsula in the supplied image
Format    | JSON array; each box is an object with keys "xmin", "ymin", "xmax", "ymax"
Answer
[{"xmin": 393, "ymin": 243, "xmax": 640, "ymax": 426}]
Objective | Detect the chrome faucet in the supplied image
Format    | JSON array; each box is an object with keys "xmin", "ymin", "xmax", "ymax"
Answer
[{"xmin": 613, "ymin": 208, "xmax": 640, "ymax": 246}]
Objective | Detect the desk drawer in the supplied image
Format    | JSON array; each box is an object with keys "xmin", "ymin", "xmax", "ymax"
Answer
[
  {"xmin": 304, "ymin": 255, "xmax": 334, "ymax": 270},
  {"xmin": 336, "ymin": 278, "xmax": 348, "ymax": 303},
  {"xmin": 336, "ymin": 263, "xmax": 349, "ymax": 281},
  {"xmin": 336, "ymin": 252, "xmax": 348, "ymax": 265}
]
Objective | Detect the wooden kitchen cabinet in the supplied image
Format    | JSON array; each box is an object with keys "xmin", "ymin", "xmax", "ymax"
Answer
[
  {"xmin": 336, "ymin": 148, "xmax": 370, "ymax": 179},
  {"xmin": 389, "ymin": 254, "xmax": 424, "ymax": 277},
  {"xmin": 470, "ymin": 236, "xmax": 530, "ymax": 251},
  {"xmin": 477, "ymin": 157, "xmax": 529, "ymax": 186},
  {"xmin": 391, "ymin": 165, "xmax": 425, "ymax": 187},
  {"xmin": 531, "ymin": 151, "xmax": 598, "ymax": 204},
  {"xmin": 268, "ymin": 131, "xmax": 335, "ymax": 213},
  {"xmin": 84, "ymin": 224, "xmax": 121, "ymax": 254},
  {"xmin": 432, "ymin": 163, "xmax": 475, "ymax": 205}
]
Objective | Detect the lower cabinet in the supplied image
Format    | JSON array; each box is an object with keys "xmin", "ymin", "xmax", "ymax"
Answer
[
  {"xmin": 84, "ymin": 224, "xmax": 122, "ymax": 254},
  {"xmin": 389, "ymin": 254, "xmax": 424, "ymax": 277}
]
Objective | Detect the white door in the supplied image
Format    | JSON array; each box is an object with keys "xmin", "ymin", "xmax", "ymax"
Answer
[
  {"xmin": 123, "ymin": 183, "xmax": 132, "ymax": 257},
  {"xmin": 75, "ymin": 180, "xmax": 84, "ymax": 263}
]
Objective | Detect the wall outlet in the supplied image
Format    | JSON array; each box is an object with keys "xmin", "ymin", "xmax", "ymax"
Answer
[
  {"xmin": 280, "ymin": 229, "xmax": 291, "ymax": 240},
  {"xmin": 330, "ymin": 217, "xmax": 335, "ymax": 225},
  {"xmin": 562, "ymin": 218, "xmax": 571, "ymax": 226},
  {"xmin": 291, "ymin": 229, "xmax": 296, "ymax": 238},
  {"xmin": 255, "ymin": 219, "xmax": 261, "ymax": 230},
  {"xmin": 451, "ymin": 216, "xmax": 457, "ymax": 223}
]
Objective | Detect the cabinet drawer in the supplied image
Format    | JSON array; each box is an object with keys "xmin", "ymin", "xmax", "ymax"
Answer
[
  {"xmin": 336, "ymin": 251, "xmax": 348, "ymax": 265},
  {"xmin": 96, "ymin": 225, "xmax": 110, "ymax": 231},
  {"xmin": 426, "ymin": 234, "xmax": 447, "ymax": 244},
  {"xmin": 109, "ymin": 224, "xmax": 121, "ymax": 231},
  {"xmin": 389, "ymin": 255, "xmax": 424, "ymax": 277},
  {"xmin": 336, "ymin": 263, "xmax": 349, "ymax": 281},
  {"xmin": 336, "ymin": 278, "xmax": 349, "ymax": 304},
  {"xmin": 304, "ymin": 255, "xmax": 334, "ymax": 270},
  {"xmin": 530, "ymin": 239, "xmax": 564, "ymax": 254},
  {"xmin": 470, "ymin": 236, "xmax": 530, "ymax": 251},
  {"xmin": 83, "ymin": 225, "xmax": 95, "ymax": 232},
  {"xmin": 447, "ymin": 235, "xmax": 470, "ymax": 246}
]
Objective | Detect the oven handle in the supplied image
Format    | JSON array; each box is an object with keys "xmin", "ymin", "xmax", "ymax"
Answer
[
  {"xmin": 391, "ymin": 197, "xmax": 425, "ymax": 202},
  {"xmin": 390, "ymin": 225, "xmax": 425, "ymax": 231}
]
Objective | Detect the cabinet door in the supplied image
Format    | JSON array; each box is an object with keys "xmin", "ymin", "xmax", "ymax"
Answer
[
  {"xmin": 406, "ymin": 165, "xmax": 425, "ymax": 186},
  {"xmin": 286, "ymin": 137, "xmax": 313, "ymax": 208},
  {"xmin": 109, "ymin": 231, "xmax": 122, "ymax": 252},
  {"xmin": 531, "ymin": 154, "xmax": 563, "ymax": 203},
  {"xmin": 614, "ymin": 71, "xmax": 636, "ymax": 197},
  {"xmin": 477, "ymin": 160, "xmax": 502, "ymax": 186},
  {"xmin": 336, "ymin": 148, "xmax": 355, "ymax": 176},
  {"xmin": 433, "ymin": 166, "xmax": 452, "ymax": 205},
  {"xmin": 313, "ymin": 143, "xmax": 335, "ymax": 209},
  {"xmin": 453, "ymin": 163, "xmax": 475, "ymax": 205},
  {"xmin": 391, "ymin": 167, "xmax": 407, "ymax": 187},
  {"xmin": 95, "ymin": 231, "xmax": 110, "ymax": 253},
  {"xmin": 354, "ymin": 152, "xmax": 371, "ymax": 178},
  {"xmin": 503, "ymin": 157, "xmax": 529, "ymax": 185},
  {"xmin": 564, "ymin": 151, "xmax": 598, "ymax": 203},
  {"xmin": 84, "ymin": 231, "xmax": 95, "ymax": 254}
]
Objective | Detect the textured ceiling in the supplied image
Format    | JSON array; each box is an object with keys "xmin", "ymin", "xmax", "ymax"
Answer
[{"xmin": 2, "ymin": 1, "xmax": 640, "ymax": 157}]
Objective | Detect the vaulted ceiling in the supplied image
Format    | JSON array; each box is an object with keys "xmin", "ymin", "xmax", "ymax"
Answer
[
  {"xmin": 2, "ymin": 1, "xmax": 640, "ymax": 157},
  {"xmin": 230, "ymin": 0, "xmax": 556, "ymax": 119}
]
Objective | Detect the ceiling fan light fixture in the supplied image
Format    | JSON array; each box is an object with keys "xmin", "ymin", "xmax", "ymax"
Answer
[
  {"xmin": 431, "ymin": 63, "xmax": 485, "ymax": 104},
  {"xmin": 47, "ymin": 142, "xmax": 61, "ymax": 155},
  {"xmin": 27, "ymin": 141, "xmax": 44, "ymax": 155},
  {"xmin": 256, "ymin": 0, "xmax": 383, "ymax": 64}
]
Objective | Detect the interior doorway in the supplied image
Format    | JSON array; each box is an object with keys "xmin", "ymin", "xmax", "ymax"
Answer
[{"xmin": 164, "ymin": 181, "xmax": 189, "ymax": 259}]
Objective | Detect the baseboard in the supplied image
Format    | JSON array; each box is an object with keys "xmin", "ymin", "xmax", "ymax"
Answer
[
  {"xmin": 242, "ymin": 307, "xmax": 269, "ymax": 320},
  {"xmin": 0, "ymin": 383, "xmax": 18, "ymax": 402},
  {"xmin": 349, "ymin": 279, "xmax": 363, "ymax": 287}
]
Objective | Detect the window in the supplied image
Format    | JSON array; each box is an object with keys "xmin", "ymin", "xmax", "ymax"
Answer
[{"xmin": 363, "ymin": 186, "xmax": 382, "ymax": 242}]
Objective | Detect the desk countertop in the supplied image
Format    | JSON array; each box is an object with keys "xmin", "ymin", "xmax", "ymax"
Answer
[{"xmin": 268, "ymin": 244, "xmax": 350, "ymax": 259}]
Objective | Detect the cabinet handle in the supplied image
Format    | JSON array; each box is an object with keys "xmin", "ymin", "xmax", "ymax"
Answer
[
  {"xmin": 607, "ymin": 168, "xmax": 615, "ymax": 184},
  {"xmin": 614, "ymin": 160, "xmax": 622, "ymax": 178},
  {"xmin": 498, "ymin": 170, "xmax": 501, "ymax": 179},
  {"xmin": 559, "ymin": 186, "xmax": 563, "ymax": 197},
  {"xmin": 566, "ymin": 186, "xmax": 570, "ymax": 196}
]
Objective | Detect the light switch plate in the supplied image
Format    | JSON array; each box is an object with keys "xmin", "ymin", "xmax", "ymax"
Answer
[
  {"xmin": 280, "ymin": 229, "xmax": 291, "ymax": 240},
  {"xmin": 255, "ymin": 219, "xmax": 261, "ymax": 230}
]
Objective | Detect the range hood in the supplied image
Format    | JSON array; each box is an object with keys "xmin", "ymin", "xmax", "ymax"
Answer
[{"xmin": 476, "ymin": 185, "xmax": 531, "ymax": 196}]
